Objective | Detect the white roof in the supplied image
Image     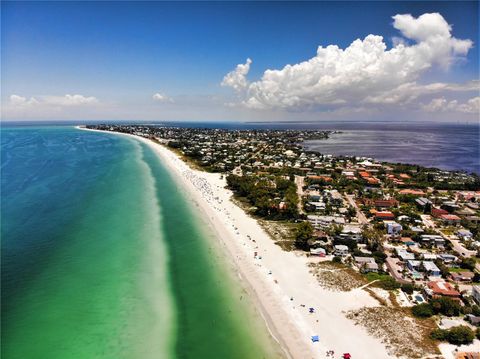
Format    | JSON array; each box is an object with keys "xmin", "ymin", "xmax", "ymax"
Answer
[
  {"xmin": 310, "ymin": 248, "xmax": 326, "ymax": 254},
  {"xmin": 423, "ymin": 261, "xmax": 440, "ymax": 272},
  {"xmin": 342, "ymin": 225, "xmax": 362, "ymax": 234}
]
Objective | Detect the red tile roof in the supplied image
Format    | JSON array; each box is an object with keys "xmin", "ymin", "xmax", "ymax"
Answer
[
  {"xmin": 432, "ymin": 208, "xmax": 449, "ymax": 218},
  {"xmin": 427, "ymin": 281, "xmax": 460, "ymax": 297},
  {"xmin": 440, "ymin": 214, "xmax": 461, "ymax": 221},
  {"xmin": 375, "ymin": 211, "xmax": 395, "ymax": 219}
]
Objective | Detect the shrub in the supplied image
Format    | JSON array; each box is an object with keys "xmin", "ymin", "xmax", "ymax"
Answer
[
  {"xmin": 377, "ymin": 277, "xmax": 401, "ymax": 290},
  {"xmin": 431, "ymin": 328, "xmax": 447, "ymax": 340},
  {"xmin": 431, "ymin": 326, "xmax": 475, "ymax": 345},
  {"xmin": 401, "ymin": 283, "xmax": 415, "ymax": 294},
  {"xmin": 446, "ymin": 326, "xmax": 475, "ymax": 345},
  {"xmin": 412, "ymin": 303, "xmax": 434, "ymax": 318},
  {"xmin": 431, "ymin": 297, "xmax": 461, "ymax": 317},
  {"xmin": 332, "ymin": 256, "xmax": 342, "ymax": 263},
  {"xmin": 294, "ymin": 221, "xmax": 313, "ymax": 250}
]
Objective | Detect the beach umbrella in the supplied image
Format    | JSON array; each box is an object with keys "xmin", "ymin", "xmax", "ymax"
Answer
[
  {"xmin": 342, "ymin": 353, "xmax": 351, "ymax": 359},
  {"xmin": 311, "ymin": 335, "xmax": 319, "ymax": 343}
]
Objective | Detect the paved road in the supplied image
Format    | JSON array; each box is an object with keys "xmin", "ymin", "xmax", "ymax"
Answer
[
  {"xmin": 345, "ymin": 194, "xmax": 368, "ymax": 224},
  {"xmin": 448, "ymin": 239, "xmax": 477, "ymax": 258},
  {"xmin": 385, "ymin": 255, "xmax": 411, "ymax": 284}
]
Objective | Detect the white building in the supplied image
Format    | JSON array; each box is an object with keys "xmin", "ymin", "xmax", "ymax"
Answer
[
  {"xmin": 307, "ymin": 215, "xmax": 346, "ymax": 228},
  {"xmin": 396, "ymin": 248, "xmax": 415, "ymax": 261},
  {"xmin": 340, "ymin": 225, "xmax": 363, "ymax": 242},
  {"xmin": 473, "ymin": 286, "xmax": 480, "ymax": 304},
  {"xmin": 354, "ymin": 257, "xmax": 379, "ymax": 273},
  {"xmin": 385, "ymin": 221, "xmax": 402, "ymax": 236},
  {"xmin": 334, "ymin": 245, "xmax": 349, "ymax": 257}
]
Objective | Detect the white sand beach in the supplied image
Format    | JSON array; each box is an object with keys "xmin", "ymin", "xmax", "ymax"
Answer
[{"xmin": 80, "ymin": 127, "xmax": 395, "ymax": 359}]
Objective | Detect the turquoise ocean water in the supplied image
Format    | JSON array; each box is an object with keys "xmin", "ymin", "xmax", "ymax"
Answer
[{"xmin": 1, "ymin": 126, "xmax": 282, "ymax": 359}]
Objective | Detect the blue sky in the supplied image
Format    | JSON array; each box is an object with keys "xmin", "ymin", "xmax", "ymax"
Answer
[{"xmin": 2, "ymin": 1, "xmax": 479, "ymax": 122}]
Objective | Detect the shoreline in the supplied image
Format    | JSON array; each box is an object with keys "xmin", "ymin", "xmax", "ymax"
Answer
[{"xmin": 78, "ymin": 126, "xmax": 394, "ymax": 359}]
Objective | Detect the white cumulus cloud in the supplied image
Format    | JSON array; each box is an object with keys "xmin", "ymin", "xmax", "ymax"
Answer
[
  {"xmin": 9, "ymin": 94, "xmax": 39, "ymax": 106},
  {"xmin": 152, "ymin": 93, "xmax": 174, "ymax": 103},
  {"xmin": 221, "ymin": 58, "xmax": 252, "ymax": 92},
  {"xmin": 222, "ymin": 13, "xmax": 474, "ymax": 112},
  {"xmin": 9, "ymin": 94, "xmax": 98, "ymax": 107},
  {"xmin": 422, "ymin": 96, "xmax": 480, "ymax": 113}
]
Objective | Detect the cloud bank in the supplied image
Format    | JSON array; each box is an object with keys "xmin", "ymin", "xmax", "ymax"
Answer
[
  {"xmin": 422, "ymin": 96, "xmax": 480, "ymax": 113},
  {"xmin": 9, "ymin": 94, "xmax": 98, "ymax": 107},
  {"xmin": 222, "ymin": 13, "xmax": 477, "ymax": 113},
  {"xmin": 4, "ymin": 94, "xmax": 100, "ymax": 118}
]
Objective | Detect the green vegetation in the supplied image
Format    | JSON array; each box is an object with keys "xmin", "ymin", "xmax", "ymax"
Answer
[
  {"xmin": 431, "ymin": 326, "xmax": 475, "ymax": 345},
  {"xmin": 332, "ymin": 256, "xmax": 342, "ymax": 263},
  {"xmin": 375, "ymin": 277, "xmax": 401, "ymax": 290},
  {"xmin": 411, "ymin": 297, "xmax": 462, "ymax": 318},
  {"xmin": 365, "ymin": 272, "xmax": 391, "ymax": 282},
  {"xmin": 294, "ymin": 221, "xmax": 313, "ymax": 250},
  {"xmin": 226, "ymin": 174, "xmax": 298, "ymax": 219},
  {"xmin": 412, "ymin": 303, "xmax": 434, "ymax": 318},
  {"xmin": 400, "ymin": 283, "xmax": 415, "ymax": 294},
  {"xmin": 459, "ymin": 257, "xmax": 476, "ymax": 271}
]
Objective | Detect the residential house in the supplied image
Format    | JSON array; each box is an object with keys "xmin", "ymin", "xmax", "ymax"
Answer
[
  {"xmin": 310, "ymin": 248, "xmax": 327, "ymax": 257},
  {"xmin": 432, "ymin": 208, "xmax": 449, "ymax": 218},
  {"xmin": 457, "ymin": 229, "xmax": 473, "ymax": 240},
  {"xmin": 334, "ymin": 245, "xmax": 349, "ymax": 257},
  {"xmin": 374, "ymin": 199, "xmax": 398, "ymax": 210},
  {"xmin": 407, "ymin": 260, "xmax": 441, "ymax": 277},
  {"xmin": 472, "ymin": 286, "xmax": 480, "ymax": 304},
  {"xmin": 384, "ymin": 221, "xmax": 402, "ymax": 236},
  {"xmin": 450, "ymin": 271, "xmax": 474, "ymax": 282},
  {"xmin": 425, "ymin": 281, "xmax": 460, "ymax": 298},
  {"xmin": 340, "ymin": 225, "xmax": 363, "ymax": 242},
  {"xmin": 307, "ymin": 215, "xmax": 346, "ymax": 228},
  {"xmin": 440, "ymin": 214, "xmax": 461, "ymax": 225},
  {"xmin": 415, "ymin": 197, "xmax": 432, "ymax": 209},
  {"xmin": 375, "ymin": 211, "xmax": 395, "ymax": 221},
  {"xmin": 354, "ymin": 257, "xmax": 379, "ymax": 273},
  {"xmin": 423, "ymin": 261, "xmax": 441, "ymax": 277},
  {"xmin": 420, "ymin": 234, "xmax": 445, "ymax": 247},
  {"xmin": 438, "ymin": 253, "xmax": 458, "ymax": 264},
  {"xmin": 396, "ymin": 248, "xmax": 415, "ymax": 261},
  {"xmin": 307, "ymin": 201, "xmax": 326, "ymax": 211}
]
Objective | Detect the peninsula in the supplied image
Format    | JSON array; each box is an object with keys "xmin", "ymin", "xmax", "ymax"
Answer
[{"xmin": 85, "ymin": 124, "xmax": 480, "ymax": 359}]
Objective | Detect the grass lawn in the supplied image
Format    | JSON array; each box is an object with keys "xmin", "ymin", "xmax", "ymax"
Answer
[
  {"xmin": 448, "ymin": 267, "xmax": 471, "ymax": 273},
  {"xmin": 365, "ymin": 272, "xmax": 392, "ymax": 282}
]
